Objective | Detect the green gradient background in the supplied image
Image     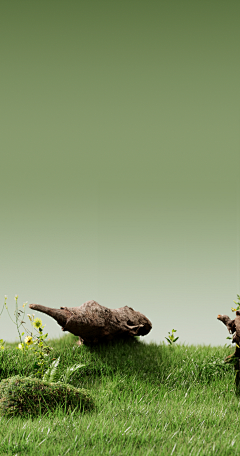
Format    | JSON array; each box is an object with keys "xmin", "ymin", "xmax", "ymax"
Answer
[{"xmin": 0, "ymin": 1, "xmax": 239, "ymax": 345}]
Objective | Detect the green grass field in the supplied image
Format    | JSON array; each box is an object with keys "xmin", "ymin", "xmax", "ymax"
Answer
[{"xmin": 0, "ymin": 334, "xmax": 238, "ymax": 455}]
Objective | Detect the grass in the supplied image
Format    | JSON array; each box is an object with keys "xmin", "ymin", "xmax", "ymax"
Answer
[{"xmin": 0, "ymin": 334, "xmax": 239, "ymax": 455}]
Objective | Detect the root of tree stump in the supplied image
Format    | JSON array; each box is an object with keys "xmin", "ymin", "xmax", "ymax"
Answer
[
  {"xmin": 217, "ymin": 311, "xmax": 240, "ymax": 389},
  {"xmin": 29, "ymin": 300, "xmax": 152, "ymax": 345}
]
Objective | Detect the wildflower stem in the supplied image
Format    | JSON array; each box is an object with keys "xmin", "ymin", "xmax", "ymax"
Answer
[
  {"xmin": 0, "ymin": 301, "xmax": 5, "ymax": 317},
  {"xmin": 15, "ymin": 297, "xmax": 22, "ymax": 344}
]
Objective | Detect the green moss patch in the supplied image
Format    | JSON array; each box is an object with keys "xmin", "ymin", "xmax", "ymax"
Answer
[{"xmin": 0, "ymin": 376, "xmax": 94, "ymax": 417}]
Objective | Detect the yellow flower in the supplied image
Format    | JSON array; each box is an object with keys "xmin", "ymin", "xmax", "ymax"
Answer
[
  {"xmin": 17, "ymin": 343, "xmax": 23, "ymax": 350},
  {"xmin": 14, "ymin": 294, "xmax": 19, "ymax": 301},
  {"xmin": 23, "ymin": 301, "xmax": 28, "ymax": 308},
  {"xmin": 33, "ymin": 318, "xmax": 42, "ymax": 329},
  {"xmin": 24, "ymin": 336, "xmax": 33, "ymax": 345}
]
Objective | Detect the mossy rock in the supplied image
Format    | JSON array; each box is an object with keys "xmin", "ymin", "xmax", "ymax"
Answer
[{"xmin": 0, "ymin": 376, "xmax": 94, "ymax": 417}]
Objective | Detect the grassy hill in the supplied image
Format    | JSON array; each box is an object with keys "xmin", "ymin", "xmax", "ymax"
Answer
[{"xmin": 0, "ymin": 334, "xmax": 238, "ymax": 455}]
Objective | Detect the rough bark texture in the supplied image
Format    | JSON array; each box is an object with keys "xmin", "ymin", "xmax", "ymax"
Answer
[
  {"xmin": 217, "ymin": 311, "xmax": 240, "ymax": 389},
  {"xmin": 29, "ymin": 300, "xmax": 152, "ymax": 345}
]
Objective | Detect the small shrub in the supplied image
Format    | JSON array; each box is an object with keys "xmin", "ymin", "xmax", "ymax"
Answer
[
  {"xmin": 165, "ymin": 329, "xmax": 179, "ymax": 345},
  {"xmin": 0, "ymin": 375, "xmax": 94, "ymax": 417}
]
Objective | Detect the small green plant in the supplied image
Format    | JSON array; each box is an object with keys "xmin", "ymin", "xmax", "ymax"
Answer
[
  {"xmin": 23, "ymin": 313, "xmax": 52, "ymax": 378},
  {"xmin": 165, "ymin": 329, "xmax": 179, "ymax": 345},
  {"xmin": 1, "ymin": 295, "xmax": 52, "ymax": 378},
  {"xmin": 231, "ymin": 294, "xmax": 240, "ymax": 312},
  {"xmin": 42, "ymin": 356, "xmax": 86, "ymax": 384}
]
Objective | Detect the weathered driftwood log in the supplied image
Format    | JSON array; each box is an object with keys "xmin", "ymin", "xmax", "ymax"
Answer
[
  {"xmin": 29, "ymin": 300, "xmax": 152, "ymax": 345},
  {"xmin": 217, "ymin": 311, "xmax": 240, "ymax": 388}
]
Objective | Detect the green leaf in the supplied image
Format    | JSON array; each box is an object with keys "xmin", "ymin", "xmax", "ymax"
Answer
[
  {"xmin": 42, "ymin": 356, "xmax": 60, "ymax": 382},
  {"xmin": 62, "ymin": 363, "xmax": 86, "ymax": 383},
  {"xmin": 173, "ymin": 337, "xmax": 179, "ymax": 343},
  {"xmin": 165, "ymin": 337, "xmax": 172, "ymax": 344}
]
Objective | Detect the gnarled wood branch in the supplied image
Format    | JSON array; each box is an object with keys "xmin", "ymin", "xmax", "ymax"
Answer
[
  {"xmin": 217, "ymin": 311, "xmax": 240, "ymax": 388},
  {"xmin": 29, "ymin": 300, "xmax": 152, "ymax": 345}
]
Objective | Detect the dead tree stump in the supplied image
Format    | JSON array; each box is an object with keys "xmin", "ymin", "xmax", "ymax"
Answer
[
  {"xmin": 29, "ymin": 300, "xmax": 152, "ymax": 345},
  {"xmin": 217, "ymin": 311, "xmax": 240, "ymax": 389}
]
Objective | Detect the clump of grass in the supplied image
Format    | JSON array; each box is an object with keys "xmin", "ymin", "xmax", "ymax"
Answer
[
  {"xmin": 0, "ymin": 346, "xmax": 38, "ymax": 381},
  {"xmin": 0, "ymin": 375, "xmax": 94, "ymax": 418}
]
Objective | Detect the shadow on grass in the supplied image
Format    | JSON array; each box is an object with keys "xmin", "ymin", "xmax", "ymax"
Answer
[
  {"xmin": 66, "ymin": 335, "xmax": 235, "ymax": 391},
  {"xmin": 0, "ymin": 333, "xmax": 235, "ymax": 394}
]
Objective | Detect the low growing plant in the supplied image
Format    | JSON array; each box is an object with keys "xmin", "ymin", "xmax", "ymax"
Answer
[
  {"xmin": 0, "ymin": 375, "xmax": 94, "ymax": 418},
  {"xmin": 1, "ymin": 295, "xmax": 52, "ymax": 378},
  {"xmin": 165, "ymin": 329, "xmax": 179, "ymax": 345},
  {"xmin": 231, "ymin": 294, "xmax": 240, "ymax": 312},
  {"xmin": 42, "ymin": 356, "xmax": 86, "ymax": 384}
]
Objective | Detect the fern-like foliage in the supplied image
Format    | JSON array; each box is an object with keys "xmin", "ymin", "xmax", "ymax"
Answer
[
  {"xmin": 42, "ymin": 356, "xmax": 60, "ymax": 382},
  {"xmin": 42, "ymin": 357, "xmax": 86, "ymax": 384},
  {"xmin": 62, "ymin": 364, "xmax": 86, "ymax": 384}
]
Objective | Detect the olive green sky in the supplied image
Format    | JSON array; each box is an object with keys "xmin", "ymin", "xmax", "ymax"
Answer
[{"xmin": 0, "ymin": 1, "xmax": 239, "ymax": 345}]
